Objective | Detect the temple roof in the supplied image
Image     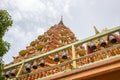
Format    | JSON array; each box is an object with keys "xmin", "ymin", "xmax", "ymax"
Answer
[
  {"xmin": 11, "ymin": 18, "xmax": 80, "ymax": 64},
  {"xmin": 3, "ymin": 21, "xmax": 120, "ymax": 80}
]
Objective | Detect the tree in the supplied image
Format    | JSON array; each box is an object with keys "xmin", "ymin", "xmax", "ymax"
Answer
[{"xmin": 0, "ymin": 10, "xmax": 13, "ymax": 79}]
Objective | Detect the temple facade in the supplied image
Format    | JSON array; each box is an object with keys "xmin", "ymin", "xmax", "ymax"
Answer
[{"xmin": 3, "ymin": 18, "xmax": 120, "ymax": 80}]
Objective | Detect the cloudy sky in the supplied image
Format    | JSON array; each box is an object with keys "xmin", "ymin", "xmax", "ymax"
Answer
[{"xmin": 0, "ymin": 0, "xmax": 120, "ymax": 64}]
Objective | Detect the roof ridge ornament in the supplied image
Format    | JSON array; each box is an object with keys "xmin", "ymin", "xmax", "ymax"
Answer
[{"xmin": 93, "ymin": 26, "xmax": 100, "ymax": 34}]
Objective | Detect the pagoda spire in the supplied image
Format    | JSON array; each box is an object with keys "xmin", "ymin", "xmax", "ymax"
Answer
[
  {"xmin": 93, "ymin": 26, "xmax": 100, "ymax": 34},
  {"xmin": 58, "ymin": 16, "xmax": 64, "ymax": 25}
]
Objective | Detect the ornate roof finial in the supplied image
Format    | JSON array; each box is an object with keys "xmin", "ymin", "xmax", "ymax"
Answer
[
  {"xmin": 93, "ymin": 26, "xmax": 100, "ymax": 34},
  {"xmin": 61, "ymin": 16, "xmax": 63, "ymax": 21},
  {"xmin": 58, "ymin": 16, "xmax": 64, "ymax": 25}
]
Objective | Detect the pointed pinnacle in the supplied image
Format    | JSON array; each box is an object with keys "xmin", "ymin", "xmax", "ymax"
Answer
[
  {"xmin": 93, "ymin": 26, "xmax": 100, "ymax": 34},
  {"xmin": 58, "ymin": 16, "xmax": 64, "ymax": 25}
]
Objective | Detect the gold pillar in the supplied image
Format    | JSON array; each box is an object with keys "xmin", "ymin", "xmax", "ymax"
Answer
[
  {"xmin": 72, "ymin": 45, "xmax": 77, "ymax": 69},
  {"xmin": 16, "ymin": 62, "xmax": 25, "ymax": 77}
]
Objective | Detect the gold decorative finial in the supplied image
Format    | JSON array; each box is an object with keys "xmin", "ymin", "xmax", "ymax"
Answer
[
  {"xmin": 93, "ymin": 26, "xmax": 100, "ymax": 34},
  {"xmin": 102, "ymin": 27, "xmax": 108, "ymax": 32}
]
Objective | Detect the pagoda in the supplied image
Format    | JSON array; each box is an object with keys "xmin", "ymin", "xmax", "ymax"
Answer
[
  {"xmin": 3, "ymin": 17, "xmax": 85, "ymax": 80},
  {"xmin": 3, "ymin": 18, "xmax": 120, "ymax": 80}
]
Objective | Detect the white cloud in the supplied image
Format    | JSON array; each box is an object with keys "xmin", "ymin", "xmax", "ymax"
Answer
[{"xmin": 13, "ymin": 0, "xmax": 46, "ymax": 12}]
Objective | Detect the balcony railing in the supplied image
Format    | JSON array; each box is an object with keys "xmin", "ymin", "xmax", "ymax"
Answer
[
  {"xmin": 3, "ymin": 26, "xmax": 120, "ymax": 80},
  {"xmin": 15, "ymin": 44, "xmax": 120, "ymax": 80}
]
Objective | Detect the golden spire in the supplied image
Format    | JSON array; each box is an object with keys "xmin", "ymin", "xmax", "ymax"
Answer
[
  {"xmin": 58, "ymin": 16, "xmax": 64, "ymax": 25},
  {"xmin": 93, "ymin": 26, "xmax": 100, "ymax": 34}
]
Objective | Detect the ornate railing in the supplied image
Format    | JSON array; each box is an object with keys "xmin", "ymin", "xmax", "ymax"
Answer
[
  {"xmin": 16, "ymin": 44, "xmax": 120, "ymax": 80},
  {"xmin": 3, "ymin": 26, "xmax": 120, "ymax": 80}
]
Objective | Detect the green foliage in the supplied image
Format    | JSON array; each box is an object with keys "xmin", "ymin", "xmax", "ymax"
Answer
[
  {"xmin": 0, "ymin": 10, "xmax": 12, "ymax": 38},
  {"xmin": 0, "ymin": 39, "xmax": 10, "ymax": 56},
  {"xmin": 0, "ymin": 9, "xmax": 12, "ymax": 57},
  {"xmin": 0, "ymin": 10, "xmax": 13, "ymax": 79},
  {"xmin": 0, "ymin": 10, "xmax": 12, "ymax": 56},
  {"xmin": 0, "ymin": 60, "xmax": 4, "ymax": 78}
]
